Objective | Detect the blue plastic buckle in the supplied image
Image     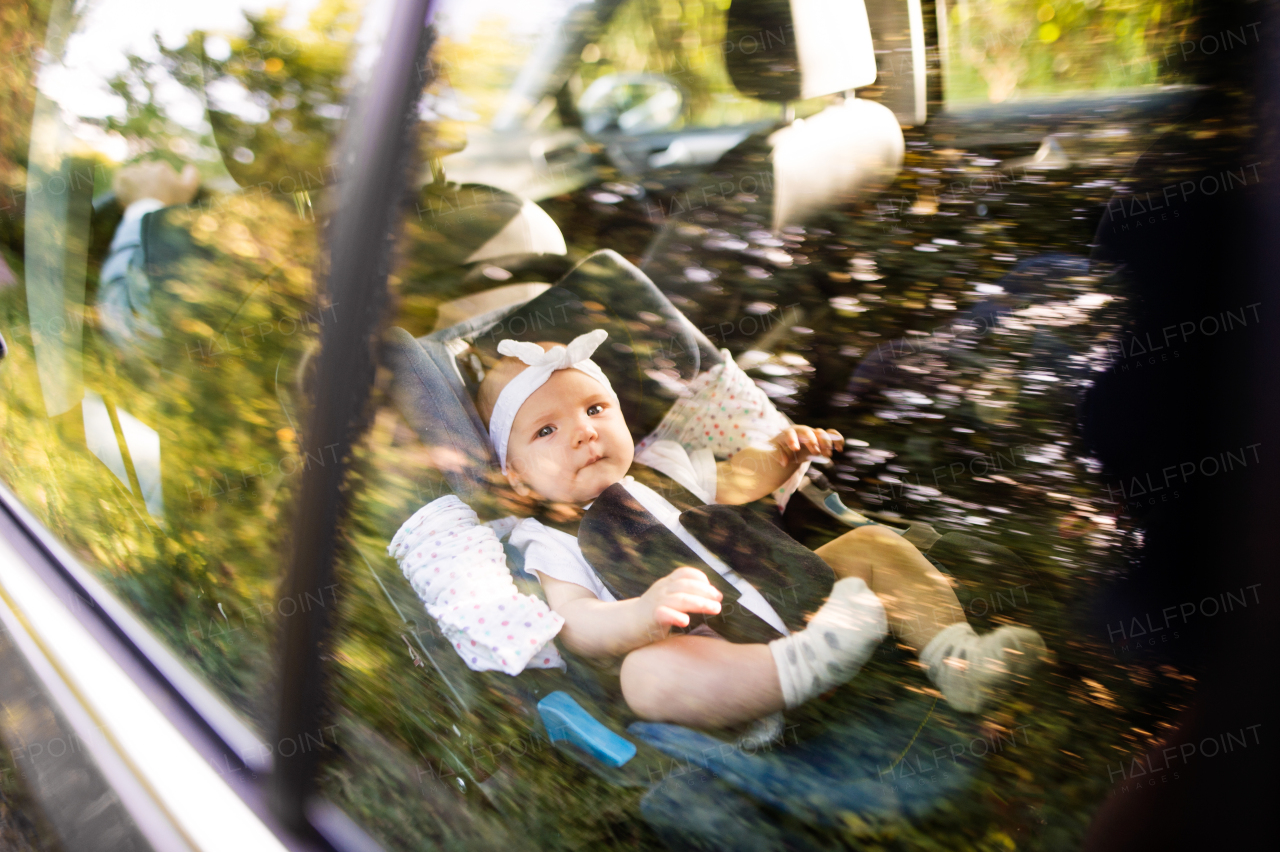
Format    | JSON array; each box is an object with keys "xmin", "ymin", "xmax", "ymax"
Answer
[{"xmin": 537, "ymin": 691, "xmax": 637, "ymax": 768}]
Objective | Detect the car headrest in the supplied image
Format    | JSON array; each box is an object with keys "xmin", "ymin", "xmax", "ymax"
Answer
[
  {"xmin": 769, "ymin": 98, "xmax": 904, "ymax": 229},
  {"xmin": 725, "ymin": 0, "xmax": 877, "ymax": 103}
]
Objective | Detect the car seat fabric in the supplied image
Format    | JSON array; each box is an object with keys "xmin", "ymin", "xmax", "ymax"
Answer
[
  {"xmin": 635, "ymin": 349, "xmax": 808, "ymax": 507},
  {"xmin": 577, "ymin": 472, "xmax": 835, "ymax": 644},
  {"xmin": 631, "ymin": 689, "xmax": 981, "ymax": 828},
  {"xmin": 455, "ymin": 249, "xmax": 723, "ymax": 442},
  {"xmin": 637, "ymin": 350, "xmax": 786, "ymax": 458},
  {"xmin": 383, "ymin": 327, "xmax": 496, "ymax": 503},
  {"xmin": 767, "ymin": 97, "xmax": 904, "ymax": 230}
]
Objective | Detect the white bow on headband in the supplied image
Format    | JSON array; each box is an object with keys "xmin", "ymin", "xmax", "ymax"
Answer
[{"xmin": 488, "ymin": 329, "xmax": 616, "ymax": 474}]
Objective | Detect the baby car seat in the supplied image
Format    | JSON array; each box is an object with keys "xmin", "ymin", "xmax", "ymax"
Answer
[{"xmin": 381, "ymin": 247, "xmax": 990, "ymax": 842}]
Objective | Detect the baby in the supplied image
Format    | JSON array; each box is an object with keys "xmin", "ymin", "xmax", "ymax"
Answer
[{"xmin": 477, "ymin": 331, "xmax": 1044, "ymax": 728}]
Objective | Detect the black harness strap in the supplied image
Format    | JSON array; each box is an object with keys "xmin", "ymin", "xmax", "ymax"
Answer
[{"xmin": 578, "ymin": 466, "xmax": 836, "ymax": 644}]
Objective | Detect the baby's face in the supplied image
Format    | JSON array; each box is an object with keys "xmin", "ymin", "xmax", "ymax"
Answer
[{"xmin": 504, "ymin": 367, "xmax": 633, "ymax": 504}]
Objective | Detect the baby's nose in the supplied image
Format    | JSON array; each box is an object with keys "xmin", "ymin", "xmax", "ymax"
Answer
[{"xmin": 573, "ymin": 417, "xmax": 598, "ymax": 443}]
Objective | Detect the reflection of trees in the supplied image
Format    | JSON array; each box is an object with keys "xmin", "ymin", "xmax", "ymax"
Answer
[
  {"xmin": 0, "ymin": 0, "xmax": 54, "ymax": 251},
  {"xmin": 1, "ymin": 193, "xmax": 324, "ymax": 730},
  {"xmin": 106, "ymin": 0, "xmax": 359, "ymax": 191},
  {"xmin": 0, "ymin": 2, "xmax": 1214, "ymax": 847},
  {"xmin": 948, "ymin": 0, "xmax": 1194, "ymax": 103},
  {"xmin": 0, "ymin": 3, "xmax": 46, "ymax": 171},
  {"xmin": 88, "ymin": 0, "xmax": 363, "ymax": 733},
  {"xmin": 1, "ymin": 1, "xmax": 359, "ymax": 732},
  {"xmin": 586, "ymin": 0, "xmax": 775, "ymax": 127}
]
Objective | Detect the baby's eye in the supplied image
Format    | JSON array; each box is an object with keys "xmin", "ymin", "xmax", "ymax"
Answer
[
  {"xmin": 536, "ymin": 425, "xmax": 555, "ymax": 438},
  {"xmin": 587, "ymin": 404, "xmax": 604, "ymax": 416}
]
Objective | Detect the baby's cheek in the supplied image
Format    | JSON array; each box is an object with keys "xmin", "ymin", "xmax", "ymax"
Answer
[{"xmin": 525, "ymin": 447, "xmax": 569, "ymax": 481}]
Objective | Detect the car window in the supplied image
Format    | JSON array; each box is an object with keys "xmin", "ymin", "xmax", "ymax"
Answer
[
  {"xmin": 939, "ymin": 0, "xmax": 1196, "ymax": 104},
  {"xmin": 4, "ymin": 0, "xmax": 1251, "ymax": 848},
  {"xmin": 580, "ymin": 0, "xmax": 783, "ymax": 130},
  {"xmin": 426, "ymin": 1, "xmax": 607, "ymax": 201},
  {"xmin": 0, "ymin": 0, "xmax": 390, "ymax": 741},
  {"xmin": 332, "ymin": 0, "xmax": 1280, "ymax": 844},
  {"xmin": 313, "ymin": 0, "xmax": 1228, "ymax": 848}
]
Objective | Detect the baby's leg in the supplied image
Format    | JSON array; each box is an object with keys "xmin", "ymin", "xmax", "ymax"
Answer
[
  {"xmin": 815, "ymin": 525, "xmax": 1045, "ymax": 712},
  {"xmin": 620, "ymin": 635, "xmax": 782, "ymax": 728},
  {"xmin": 619, "ymin": 526, "xmax": 1044, "ymax": 727},
  {"xmin": 621, "ymin": 573, "xmax": 887, "ymax": 727},
  {"xmin": 814, "ymin": 524, "xmax": 962, "ymax": 651}
]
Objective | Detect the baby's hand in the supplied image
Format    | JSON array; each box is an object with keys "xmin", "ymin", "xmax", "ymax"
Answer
[
  {"xmin": 771, "ymin": 425, "xmax": 844, "ymax": 462},
  {"xmin": 639, "ymin": 567, "xmax": 722, "ymax": 637}
]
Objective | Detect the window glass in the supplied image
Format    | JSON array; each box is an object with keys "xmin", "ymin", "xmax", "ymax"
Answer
[
  {"xmin": 582, "ymin": 0, "xmax": 782, "ymax": 129},
  {"xmin": 0, "ymin": 0, "xmax": 387, "ymax": 737},
  {"xmin": 940, "ymin": 0, "xmax": 1195, "ymax": 104},
  {"xmin": 424, "ymin": 1, "xmax": 575, "ymax": 148},
  {"xmin": 425, "ymin": 1, "xmax": 604, "ymax": 201},
  {"xmin": 315, "ymin": 0, "xmax": 1259, "ymax": 849}
]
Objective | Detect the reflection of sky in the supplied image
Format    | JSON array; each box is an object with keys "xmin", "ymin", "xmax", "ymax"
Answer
[
  {"xmin": 42, "ymin": 0, "xmax": 321, "ymax": 119},
  {"xmin": 36, "ymin": 0, "xmax": 584, "ymax": 160},
  {"xmin": 435, "ymin": 0, "xmax": 581, "ymax": 41},
  {"xmin": 425, "ymin": 0, "xmax": 582, "ymax": 126},
  {"xmin": 45, "ymin": 0, "xmax": 579, "ymax": 117},
  {"xmin": 35, "ymin": 0, "xmax": 409, "ymax": 161}
]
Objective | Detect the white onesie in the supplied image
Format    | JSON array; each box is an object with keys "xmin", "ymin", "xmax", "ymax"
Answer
[{"xmin": 510, "ymin": 441, "xmax": 790, "ymax": 637}]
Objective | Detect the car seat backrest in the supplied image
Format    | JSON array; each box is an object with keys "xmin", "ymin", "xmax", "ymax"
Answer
[
  {"xmin": 413, "ymin": 181, "xmax": 568, "ymax": 269},
  {"xmin": 715, "ymin": 0, "xmax": 904, "ymax": 230},
  {"xmin": 724, "ymin": 0, "xmax": 877, "ymax": 103},
  {"xmin": 465, "ymin": 197, "xmax": 567, "ymax": 264},
  {"xmin": 386, "ymin": 250, "xmax": 723, "ymax": 502},
  {"xmin": 433, "ymin": 283, "xmax": 553, "ymax": 332},
  {"xmin": 440, "ymin": 250, "xmax": 722, "ymax": 438},
  {"xmin": 384, "ymin": 327, "xmax": 498, "ymax": 502}
]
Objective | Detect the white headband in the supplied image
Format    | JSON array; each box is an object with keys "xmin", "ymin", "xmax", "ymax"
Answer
[{"xmin": 488, "ymin": 329, "xmax": 616, "ymax": 474}]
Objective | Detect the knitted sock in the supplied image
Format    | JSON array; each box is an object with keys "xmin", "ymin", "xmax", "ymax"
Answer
[
  {"xmin": 919, "ymin": 622, "xmax": 1045, "ymax": 713},
  {"xmin": 768, "ymin": 577, "xmax": 888, "ymax": 709}
]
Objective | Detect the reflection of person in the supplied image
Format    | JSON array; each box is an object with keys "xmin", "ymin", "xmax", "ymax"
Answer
[
  {"xmin": 65, "ymin": 160, "xmax": 202, "ymax": 518},
  {"xmin": 97, "ymin": 160, "xmax": 199, "ymax": 346},
  {"xmin": 478, "ymin": 331, "xmax": 1045, "ymax": 729}
]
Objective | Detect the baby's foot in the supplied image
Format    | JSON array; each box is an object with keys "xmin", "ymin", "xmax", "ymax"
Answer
[{"xmin": 920, "ymin": 623, "xmax": 1046, "ymax": 713}]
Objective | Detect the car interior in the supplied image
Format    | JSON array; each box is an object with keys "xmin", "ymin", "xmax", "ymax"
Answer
[{"xmin": 0, "ymin": 0, "xmax": 1273, "ymax": 850}]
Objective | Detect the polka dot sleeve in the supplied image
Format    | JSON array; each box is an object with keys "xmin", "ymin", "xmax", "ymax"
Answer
[
  {"xmin": 389, "ymin": 496, "xmax": 565, "ymax": 675},
  {"xmin": 636, "ymin": 349, "xmax": 791, "ymax": 458},
  {"xmin": 635, "ymin": 349, "xmax": 805, "ymax": 507}
]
